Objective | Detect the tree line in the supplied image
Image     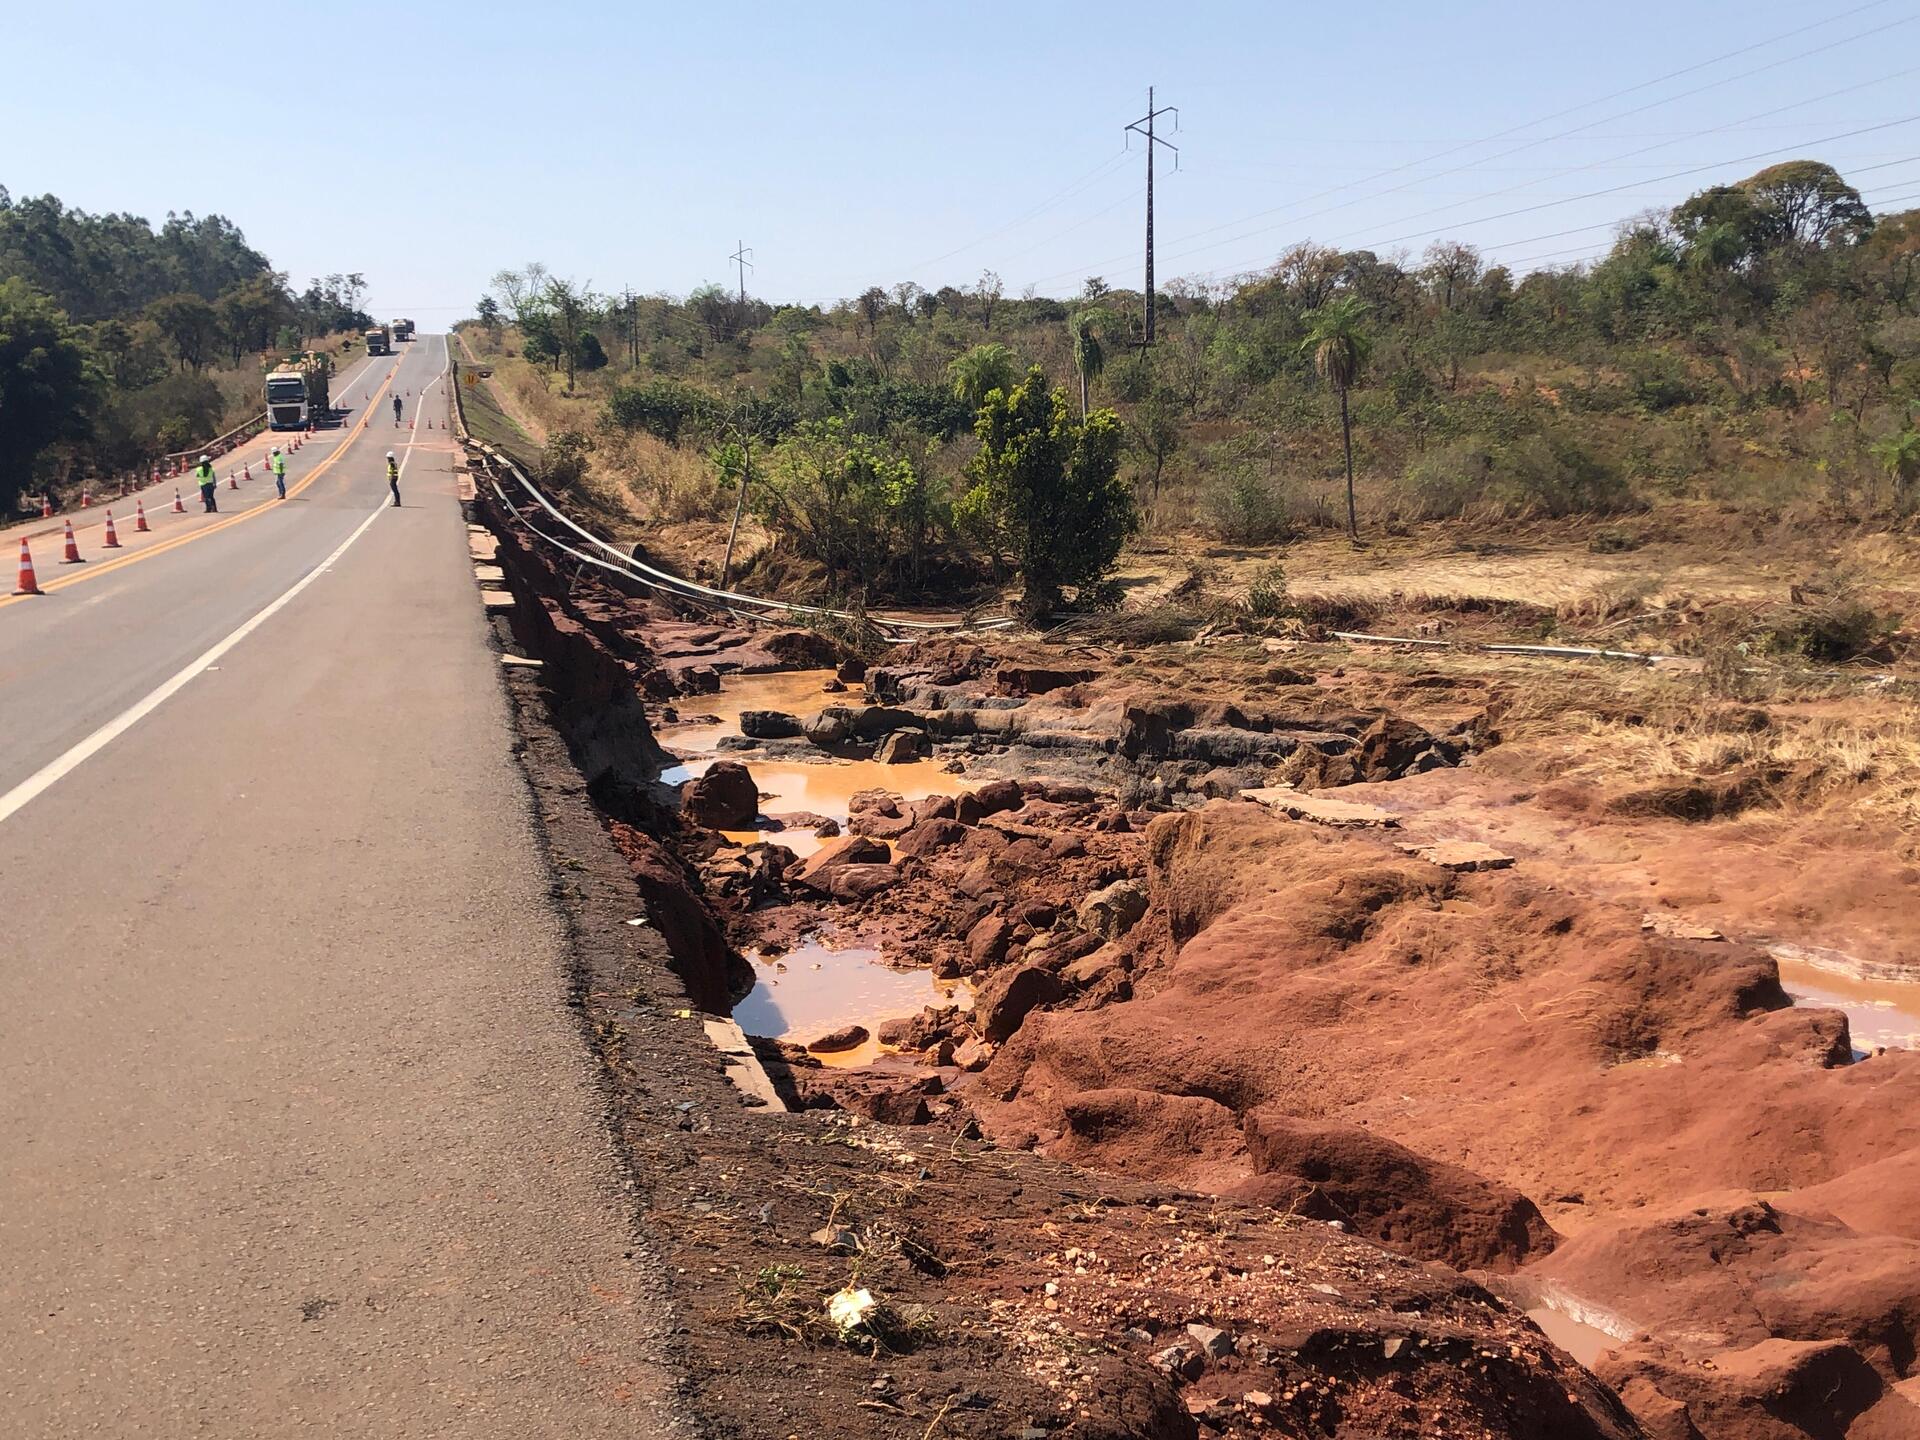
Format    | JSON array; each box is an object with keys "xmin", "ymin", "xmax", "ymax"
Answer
[
  {"xmin": 463, "ymin": 156, "xmax": 1920, "ymax": 607},
  {"xmin": 0, "ymin": 188, "xmax": 373, "ymax": 511}
]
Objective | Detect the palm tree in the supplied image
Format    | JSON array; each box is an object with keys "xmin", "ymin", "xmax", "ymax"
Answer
[
  {"xmin": 947, "ymin": 342, "xmax": 1018, "ymax": 414},
  {"xmin": 1068, "ymin": 309, "xmax": 1109, "ymax": 417},
  {"xmin": 1871, "ymin": 420, "xmax": 1920, "ymax": 506},
  {"xmin": 1300, "ymin": 296, "xmax": 1373, "ymax": 539}
]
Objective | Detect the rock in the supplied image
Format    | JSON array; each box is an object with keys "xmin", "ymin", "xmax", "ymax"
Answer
[
  {"xmin": 821, "ymin": 677, "xmax": 847, "ymax": 693},
  {"xmin": 967, "ymin": 914, "xmax": 1015, "ymax": 968},
  {"xmin": 953, "ymin": 1036, "xmax": 996, "ymax": 1072},
  {"xmin": 907, "ymin": 794, "xmax": 957, "ymax": 824},
  {"xmin": 612, "ymin": 823, "xmax": 752, "ymax": 1012},
  {"xmin": 791, "ymin": 835, "xmax": 891, "ymax": 893},
  {"xmin": 682, "ymin": 664, "xmax": 721, "ymax": 694},
  {"xmin": 1397, "ymin": 839, "xmax": 1515, "ymax": 872},
  {"xmin": 993, "ymin": 663, "xmax": 1096, "ymax": 697},
  {"xmin": 1241, "ymin": 786, "xmax": 1400, "ymax": 828},
  {"xmin": 739, "ymin": 709, "xmax": 803, "ymax": 739},
  {"xmin": 810, "ymin": 1024, "xmax": 869, "ymax": 1053},
  {"xmin": 975, "ymin": 964, "xmax": 1065, "ymax": 1043},
  {"xmin": 680, "ymin": 760, "xmax": 758, "ymax": 828},
  {"xmin": 827, "ymin": 863, "xmax": 901, "ymax": 900},
  {"xmin": 803, "ymin": 706, "xmax": 858, "ymax": 749},
  {"xmin": 811, "ymin": 1224, "xmax": 856, "ymax": 1251},
  {"xmin": 851, "ymin": 706, "xmax": 928, "ymax": 742},
  {"xmin": 836, "ymin": 657, "xmax": 868, "ymax": 683},
  {"xmin": 897, "ymin": 818, "xmax": 969, "ymax": 858},
  {"xmin": 875, "ymin": 730, "xmax": 929, "ymax": 764},
  {"xmin": 1151, "ymin": 1344, "xmax": 1204, "ymax": 1382},
  {"xmin": 843, "ymin": 1089, "xmax": 931, "ymax": 1126},
  {"xmin": 1185, "ymin": 1323, "xmax": 1234, "ymax": 1360},
  {"xmin": 1062, "ymin": 942, "xmax": 1131, "ymax": 988},
  {"xmin": 1078, "ymin": 878, "xmax": 1150, "ymax": 939},
  {"xmin": 765, "ymin": 809, "xmax": 835, "ymax": 833},
  {"xmin": 813, "ymin": 818, "xmax": 841, "ymax": 838}
]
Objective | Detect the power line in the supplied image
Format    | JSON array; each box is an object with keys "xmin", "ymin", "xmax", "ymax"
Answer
[
  {"xmin": 729, "ymin": 241, "xmax": 753, "ymax": 305},
  {"xmin": 1025, "ymin": 4, "xmax": 1912, "ymax": 288}
]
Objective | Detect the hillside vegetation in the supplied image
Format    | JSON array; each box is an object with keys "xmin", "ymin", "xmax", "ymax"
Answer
[
  {"xmin": 0, "ymin": 187, "xmax": 373, "ymax": 511},
  {"xmin": 461, "ymin": 159, "xmax": 1920, "ymax": 626}
]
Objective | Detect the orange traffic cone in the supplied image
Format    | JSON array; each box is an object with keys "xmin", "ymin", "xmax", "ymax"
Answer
[
  {"xmin": 172, "ymin": 488, "xmax": 186, "ymax": 514},
  {"xmin": 135, "ymin": 499, "xmax": 151, "ymax": 532},
  {"xmin": 40, "ymin": 496, "xmax": 52, "ymax": 518},
  {"xmin": 409, "ymin": 419, "xmax": 414, "ymax": 430},
  {"xmin": 103, "ymin": 510, "xmax": 122, "ymax": 548},
  {"xmin": 60, "ymin": 519, "xmax": 83, "ymax": 564},
  {"xmin": 81, "ymin": 487, "xmax": 92, "ymax": 508},
  {"xmin": 243, "ymin": 463, "xmax": 252, "ymax": 482},
  {"xmin": 228, "ymin": 472, "xmax": 238, "ymax": 491},
  {"xmin": 14, "ymin": 539, "xmax": 41, "ymax": 595}
]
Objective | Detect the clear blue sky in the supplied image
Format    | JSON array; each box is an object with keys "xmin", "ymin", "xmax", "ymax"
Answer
[{"xmin": 9, "ymin": 0, "xmax": 1919, "ymax": 322}]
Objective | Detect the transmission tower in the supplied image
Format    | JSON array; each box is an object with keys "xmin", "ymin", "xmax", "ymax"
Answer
[
  {"xmin": 730, "ymin": 241, "xmax": 754, "ymax": 305},
  {"xmin": 1124, "ymin": 87, "xmax": 1178, "ymax": 345}
]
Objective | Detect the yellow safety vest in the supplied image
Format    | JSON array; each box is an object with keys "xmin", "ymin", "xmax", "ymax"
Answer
[
  {"xmin": 387, "ymin": 461, "xmax": 398, "ymax": 479},
  {"xmin": 193, "ymin": 464, "xmax": 214, "ymax": 484},
  {"xmin": 272, "ymin": 455, "xmax": 286, "ymax": 475}
]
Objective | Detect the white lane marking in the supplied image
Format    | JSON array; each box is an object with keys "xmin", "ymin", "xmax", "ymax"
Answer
[{"xmin": 0, "ymin": 338, "xmax": 451, "ymax": 827}]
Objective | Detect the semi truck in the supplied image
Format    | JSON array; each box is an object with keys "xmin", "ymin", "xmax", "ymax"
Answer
[
  {"xmin": 265, "ymin": 353, "xmax": 333, "ymax": 430},
  {"xmin": 365, "ymin": 324, "xmax": 393, "ymax": 356},
  {"xmin": 391, "ymin": 318, "xmax": 415, "ymax": 341}
]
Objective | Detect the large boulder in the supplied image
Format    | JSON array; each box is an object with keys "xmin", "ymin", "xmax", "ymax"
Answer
[
  {"xmin": 975, "ymin": 963, "xmax": 1065, "ymax": 1043},
  {"xmin": 967, "ymin": 913, "xmax": 1015, "ymax": 968},
  {"xmin": 739, "ymin": 709, "xmax": 803, "ymax": 739},
  {"xmin": 680, "ymin": 760, "xmax": 758, "ymax": 829},
  {"xmin": 956, "ymin": 778, "xmax": 1023, "ymax": 823},
  {"xmin": 790, "ymin": 834, "xmax": 891, "ymax": 893},
  {"xmin": 826, "ymin": 863, "xmax": 901, "ymax": 901},
  {"xmin": 803, "ymin": 706, "xmax": 859, "ymax": 749},
  {"xmin": 875, "ymin": 730, "xmax": 928, "ymax": 764},
  {"xmin": 850, "ymin": 706, "xmax": 929, "ymax": 741},
  {"xmin": 1078, "ymin": 878, "xmax": 1149, "ymax": 939},
  {"xmin": 896, "ymin": 818, "xmax": 969, "ymax": 858}
]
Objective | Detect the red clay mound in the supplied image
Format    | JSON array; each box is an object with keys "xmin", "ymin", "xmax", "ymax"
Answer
[{"xmin": 1233, "ymin": 1109, "xmax": 1557, "ymax": 1271}]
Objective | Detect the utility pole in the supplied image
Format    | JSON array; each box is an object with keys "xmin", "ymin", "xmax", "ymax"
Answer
[
  {"xmin": 623, "ymin": 286, "xmax": 638, "ymax": 369},
  {"xmin": 729, "ymin": 241, "xmax": 754, "ymax": 306},
  {"xmin": 1124, "ymin": 87, "xmax": 1178, "ymax": 346},
  {"xmin": 719, "ymin": 423, "xmax": 751, "ymax": 591}
]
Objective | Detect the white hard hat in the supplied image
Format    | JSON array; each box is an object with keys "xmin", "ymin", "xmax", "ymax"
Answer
[
  {"xmin": 386, "ymin": 451, "xmax": 395, "ymax": 459},
  {"xmin": 271, "ymin": 445, "xmax": 280, "ymax": 454},
  {"xmin": 199, "ymin": 454, "xmax": 210, "ymax": 463}
]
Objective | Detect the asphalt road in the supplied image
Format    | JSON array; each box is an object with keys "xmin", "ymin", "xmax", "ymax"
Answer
[{"xmin": 0, "ymin": 337, "xmax": 678, "ymax": 1437}]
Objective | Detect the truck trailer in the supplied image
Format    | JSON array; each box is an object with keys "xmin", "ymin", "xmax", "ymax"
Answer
[
  {"xmin": 391, "ymin": 318, "xmax": 415, "ymax": 341},
  {"xmin": 365, "ymin": 325, "xmax": 393, "ymax": 356},
  {"xmin": 265, "ymin": 353, "xmax": 333, "ymax": 430}
]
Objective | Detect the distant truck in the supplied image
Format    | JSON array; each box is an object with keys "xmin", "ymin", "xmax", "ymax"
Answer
[
  {"xmin": 265, "ymin": 353, "xmax": 333, "ymax": 430},
  {"xmin": 391, "ymin": 318, "xmax": 415, "ymax": 341},
  {"xmin": 365, "ymin": 325, "xmax": 393, "ymax": 356}
]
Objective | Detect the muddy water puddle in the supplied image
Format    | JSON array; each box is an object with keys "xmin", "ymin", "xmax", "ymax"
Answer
[
  {"xmin": 735, "ymin": 940, "xmax": 970, "ymax": 1067},
  {"xmin": 660, "ymin": 668, "xmax": 976, "ymax": 1064},
  {"xmin": 1774, "ymin": 946, "xmax": 1920, "ymax": 1056},
  {"xmin": 1524, "ymin": 1306, "xmax": 1622, "ymax": 1369},
  {"xmin": 657, "ymin": 668, "xmax": 973, "ymax": 858}
]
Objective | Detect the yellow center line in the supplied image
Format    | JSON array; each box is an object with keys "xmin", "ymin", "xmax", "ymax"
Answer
[{"xmin": 2, "ymin": 367, "xmax": 403, "ymax": 611}]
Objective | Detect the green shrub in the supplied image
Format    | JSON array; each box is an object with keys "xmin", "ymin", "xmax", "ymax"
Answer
[
  {"xmin": 540, "ymin": 428, "xmax": 594, "ymax": 489},
  {"xmin": 1245, "ymin": 563, "xmax": 1290, "ymax": 617},
  {"xmin": 1202, "ymin": 470, "xmax": 1294, "ymax": 543},
  {"xmin": 1401, "ymin": 441, "xmax": 1494, "ymax": 518}
]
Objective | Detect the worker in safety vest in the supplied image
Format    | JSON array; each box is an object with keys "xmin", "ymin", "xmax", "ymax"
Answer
[
  {"xmin": 270, "ymin": 446, "xmax": 287, "ymax": 500},
  {"xmin": 386, "ymin": 451, "xmax": 401, "ymax": 508},
  {"xmin": 193, "ymin": 454, "xmax": 217, "ymax": 513}
]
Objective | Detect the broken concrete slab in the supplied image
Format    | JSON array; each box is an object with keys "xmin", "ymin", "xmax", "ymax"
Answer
[
  {"xmin": 1242, "ymin": 786, "xmax": 1400, "ymax": 829},
  {"xmin": 702, "ymin": 1017, "xmax": 786, "ymax": 1111}
]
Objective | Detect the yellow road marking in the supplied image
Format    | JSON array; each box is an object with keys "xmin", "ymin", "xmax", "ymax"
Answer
[{"xmin": 1, "ymin": 367, "xmax": 402, "ymax": 611}]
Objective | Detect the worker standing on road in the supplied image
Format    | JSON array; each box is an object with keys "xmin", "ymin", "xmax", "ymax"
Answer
[
  {"xmin": 270, "ymin": 446, "xmax": 288, "ymax": 500},
  {"xmin": 193, "ymin": 454, "xmax": 218, "ymax": 513},
  {"xmin": 386, "ymin": 451, "xmax": 401, "ymax": 508},
  {"xmin": 392, "ymin": 394, "xmax": 403, "ymax": 427}
]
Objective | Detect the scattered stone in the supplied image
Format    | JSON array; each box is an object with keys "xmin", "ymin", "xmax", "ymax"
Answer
[
  {"xmin": 875, "ymin": 730, "xmax": 929, "ymax": 764},
  {"xmin": 826, "ymin": 863, "xmax": 901, "ymax": 900},
  {"xmin": 1397, "ymin": 839, "xmax": 1515, "ymax": 872},
  {"xmin": 953, "ymin": 1036, "xmax": 995, "ymax": 1072},
  {"xmin": 975, "ymin": 964, "xmax": 1065, "ymax": 1043},
  {"xmin": 1642, "ymin": 913, "xmax": 1726, "ymax": 941},
  {"xmin": 836, "ymin": 657, "xmax": 868, "ymax": 683},
  {"xmin": 1186, "ymin": 1323, "xmax": 1234, "ymax": 1359},
  {"xmin": 1152, "ymin": 1344, "xmax": 1204, "ymax": 1381},
  {"xmin": 790, "ymin": 835, "xmax": 891, "ymax": 893},
  {"xmin": 1078, "ymin": 878, "xmax": 1150, "ymax": 939},
  {"xmin": 680, "ymin": 760, "xmax": 758, "ymax": 828},
  {"xmin": 967, "ymin": 914, "xmax": 1015, "ymax": 968},
  {"xmin": 813, "ymin": 818, "xmax": 841, "ymax": 838},
  {"xmin": 802, "ymin": 707, "xmax": 857, "ymax": 749},
  {"xmin": 811, "ymin": 1224, "xmax": 856, "ymax": 1252},
  {"xmin": 810, "ymin": 1024, "xmax": 869, "ymax": 1053},
  {"xmin": 956, "ymin": 778, "xmax": 1022, "ymax": 823},
  {"xmin": 821, "ymin": 677, "xmax": 847, "ymax": 693}
]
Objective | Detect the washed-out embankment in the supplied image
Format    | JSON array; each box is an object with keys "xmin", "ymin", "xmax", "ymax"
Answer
[{"xmin": 468, "ymin": 461, "xmax": 1920, "ymax": 1440}]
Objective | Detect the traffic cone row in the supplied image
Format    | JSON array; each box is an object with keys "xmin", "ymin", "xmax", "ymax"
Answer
[
  {"xmin": 103, "ymin": 511, "xmax": 121, "ymax": 548},
  {"xmin": 14, "ymin": 538, "xmax": 40, "ymax": 595}
]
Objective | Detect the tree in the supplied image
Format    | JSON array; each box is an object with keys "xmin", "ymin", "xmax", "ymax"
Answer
[
  {"xmin": 542, "ymin": 277, "xmax": 599, "ymax": 393},
  {"xmin": 958, "ymin": 366, "xmax": 1136, "ymax": 613},
  {"xmin": 946, "ymin": 342, "xmax": 1018, "ymax": 413},
  {"xmin": 1871, "ymin": 420, "xmax": 1920, "ymax": 506},
  {"xmin": 754, "ymin": 418, "xmax": 919, "ymax": 591},
  {"xmin": 1301, "ymin": 296, "xmax": 1373, "ymax": 539},
  {"xmin": 146, "ymin": 292, "xmax": 219, "ymax": 371},
  {"xmin": 974, "ymin": 269, "xmax": 1004, "ymax": 332},
  {"xmin": 1744, "ymin": 161, "xmax": 1871, "ymax": 249},
  {"xmin": 474, "ymin": 295, "xmax": 503, "ymax": 333},
  {"xmin": 856, "ymin": 287, "xmax": 888, "ymax": 336},
  {"xmin": 491, "ymin": 263, "xmax": 550, "ymax": 327},
  {"xmin": 1126, "ymin": 390, "xmax": 1182, "ymax": 504},
  {"xmin": 1068, "ymin": 308, "xmax": 1111, "ymax": 417},
  {"xmin": 0, "ymin": 278, "xmax": 99, "ymax": 512}
]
